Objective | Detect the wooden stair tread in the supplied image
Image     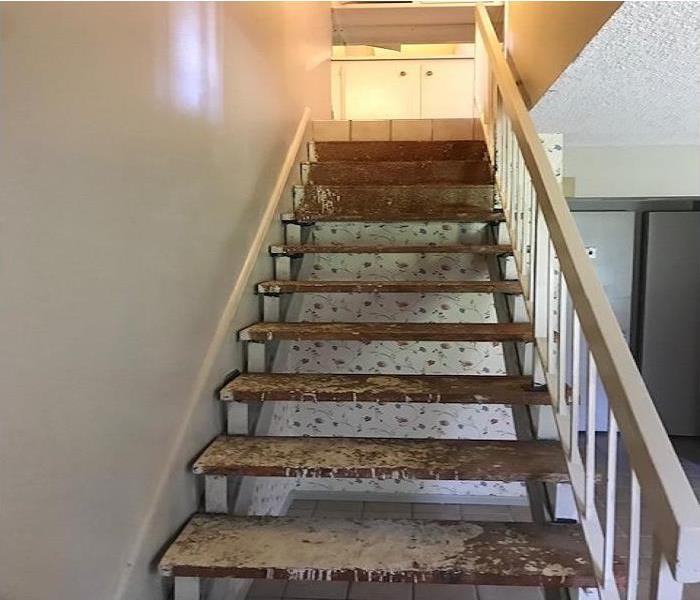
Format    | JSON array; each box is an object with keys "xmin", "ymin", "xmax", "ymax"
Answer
[
  {"xmin": 271, "ymin": 243, "xmax": 512, "ymax": 255},
  {"xmin": 219, "ymin": 373, "xmax": 549, "ymax": 405},
  {"xmin": 311, "ymin": 140, "xmax": 489, "ymax": 162},
  {"xmin": 160, "ymin": 514, "xmax": 600, "ymax": 587},
  {"xmin": 194, "ymin": 436, "xmax": 568, "ymax": 482},
  {"xmin": 239, "ymin": 322, "xmax": 533, "ymax": 342},
  {"xmin": 283, "ymin": 210, "xmax": 505, "ymax": 223},
  {"xmin": 258, "ymin": 280, "xmax": 522, "ymax": 294},
  {"xmin": 304, "ymin": 160, "xmax": 493, "ymax": 185},
  {"xmin": 295, "ymin": 184, "xmax": 494, "ymax": 220}
]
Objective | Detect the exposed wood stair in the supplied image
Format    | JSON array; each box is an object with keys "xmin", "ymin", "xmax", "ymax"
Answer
[
  {"xmin": 193, "ymin": 436, "xmax": 569, "ymax": 482},
  {"xmin": 257, "ymin": 280, "xmax": 522, "ymax": 294},
  {"xmin": 270, "ymin": 243, "xmax": 512, "ymax": 256},
  {"xmin": 219, "ymin": 373, "xmax": 550, "ymax": 404},
  {"xmin": 160, "ymin": 136, "xmax": 599, "ymax": 596},
  {"xmin": 239, "ymin": 322, "xmax": 533, "ymax": 342},
  {"xmin": 161, "ymin": 515, "xmax": 599, "ymax": 587}
]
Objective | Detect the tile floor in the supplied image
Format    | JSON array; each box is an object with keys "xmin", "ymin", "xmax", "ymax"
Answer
[{"xmin": 245, "ymin": 435, "xmax": 700, "ymax": 600}]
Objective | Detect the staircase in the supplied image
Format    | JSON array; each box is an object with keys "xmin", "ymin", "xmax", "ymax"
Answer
[{"xmin": 159, "ymin": 137, "xmax": 603, "ymax": 598}]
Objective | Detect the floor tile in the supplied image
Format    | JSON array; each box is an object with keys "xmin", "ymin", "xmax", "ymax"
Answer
[
  {"xmin": 459, "ymin": 504, "xmax": 513, "ymax": 521},
  {"xmin": 415, "ymin": 583, "xmax": 477, "ymax": 600},
  {"xmin": 349, "ymin": 582, "xmax": 413, "ymax": 600},
  {"xmin": 477, "ymin": 586, "xmax": 544, "ymax": 600},
  {"xmin": 284, "ymin": 581, "xmax": 349, "ymax": 600},
  {"xmin": 249, "ymin": 579, "xmax": 287, "ymax": 598},
  {"xmin": 363, "ymin": 502, "xmax": 412, "ymax": 518},
  {"xmin": 412, "ymin": 503, "xmax": 461, "ymax": 520}
]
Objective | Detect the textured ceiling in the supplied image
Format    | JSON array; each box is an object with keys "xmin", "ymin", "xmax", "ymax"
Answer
[{"xmin": 532, "ymin": 1, "xmax": 700, "ymax": 146}]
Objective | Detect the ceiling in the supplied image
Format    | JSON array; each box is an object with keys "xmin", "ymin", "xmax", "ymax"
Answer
[{"xmin": 531, "ymin": 1, "xmax": 700, "ymax": 146}]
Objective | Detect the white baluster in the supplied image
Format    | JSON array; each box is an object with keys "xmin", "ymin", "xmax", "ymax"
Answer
[
  {"xmin": 650, "ymin": 536, "xmax": 683, "ymax": 600},
  {"xmin": 626, "ymin": 470, "xmax": 641, "ymax": 600},
  {"xmin": 585, "ymin": 352, "xmax": 597, "ymax": 519},
  {"xmin": 570, "ymin": 313, "xmax": 581, "ymax": 462},
  {"xmin": 547, "ymin": 243, "xmax": 559, "ymax": 395},
  {"xmin": 603, "ymin": 409, "xmax": 618, "ymax": 589},
  {"xmin": 557, "ymin": 276, "xmax": 569, "ymax": 417}
]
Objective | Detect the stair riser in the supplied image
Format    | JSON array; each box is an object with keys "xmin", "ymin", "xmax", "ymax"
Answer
[
  {"xmin": 294, "ymin": 185, "xmax": 494, "ymax": 219},
  {"xmin": 311, "ymin": 140, "xmax": 489, "ymax": 162},
  {"xmin": 303, "ymin": 161, "xmax": 494, "ymax": 185}
]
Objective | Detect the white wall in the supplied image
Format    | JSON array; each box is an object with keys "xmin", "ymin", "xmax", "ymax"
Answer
[
  {"xmin": 0, "ymin": 3, "xmax": 330, "ymax": 600},
  {"xmin": 566, "ymin": 145, "xmax": 700, "ymax": 197}
]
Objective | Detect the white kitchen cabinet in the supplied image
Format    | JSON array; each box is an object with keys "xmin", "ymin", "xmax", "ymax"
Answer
[
  {"xmin": 420, "ymin": 59, "xmax": 475, "ymax": 118},
  {"xmin": 332, "ymin": 58, "xmax": 474, "ymax": 120},
  {"xmin": 336, "ymin": 60, "xmax": 421, "ymax": 120}
]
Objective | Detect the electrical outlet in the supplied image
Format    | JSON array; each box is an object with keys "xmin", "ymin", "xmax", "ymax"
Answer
[{"xmin": 586, "ymin": 246, "xmax": 597, "ymax": 259}]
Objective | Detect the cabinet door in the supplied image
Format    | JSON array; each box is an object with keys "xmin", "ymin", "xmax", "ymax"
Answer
[
  {"xmin": 340, "ymin": 61, "xmax": 420, "ymax": 120},
  {"xmin": 420, "ymin": 59, "xmax": 475, "ymax": 118}
]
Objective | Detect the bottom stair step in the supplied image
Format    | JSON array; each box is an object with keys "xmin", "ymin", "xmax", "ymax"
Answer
[{"xmin": 160, "ymin": 514, "xmax": 601, "ymax": 587}]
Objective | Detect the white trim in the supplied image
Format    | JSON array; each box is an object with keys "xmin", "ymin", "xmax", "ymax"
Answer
[{"xmin": 476, "ymin": 5, "xmax": 700, "ymax": 585}]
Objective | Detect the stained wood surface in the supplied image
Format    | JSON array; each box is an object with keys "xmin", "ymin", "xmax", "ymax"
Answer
[
  {"xmin": 257, "ymin": 280, "xmax": 522, "ymax": 294},
  {"xmin": 160, "ymin": 514, "xmax": 602, "ymax": 587},
  {"xmin": 239, "ymin": 322, "xmax": 533, "ymax": 342},
  {"xmin": 312, "ymin": 140, "xmax": 488, "ymax": 162},
  {"xmin": 270, "ymin": 243, "xmax": 512, "ymax": 256},
  {"xmin": 220, "ymin": 373, "xmax": 550, "ymax": 405},
  {"xmin": 295, "ymin": 184, "xmax": 495, "ymax": 219},
  {"xmin": 305, "ymin": 160, "xmax": 494, "ymax": 185},
  {"xmin": 285, "ymin": 210, "xmax": 505, "ymax": 224},
  {"xmin": 194, "ymin": 436, "xmax": 569, "ymax": 482}
]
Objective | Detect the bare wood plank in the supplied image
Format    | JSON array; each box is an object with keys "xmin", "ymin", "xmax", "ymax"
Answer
[
  {"xmin": 238, "ymin": 322, "xmax": 533, "ymax": 343},
  {"xmin": 283, "ymin": 210, "xmax": 505, "ymax": 224},
  {"xmin": 220, "ymin": 373, "xmax": 549, "ymax": 405},
  {"xmin": 193, "ymin": 436, "xmax": 569, "ymax": 483},
  {"xmin": 295, "ymin": 184, "xmax": 495, "ymax": 217},
  {"xmin": 160, "ymin": 514, "xmax": 602, "ymax": 587},
  {"xmin": 270, "ymin": 243, "xmax": 512, "ymax": 255},
  {"xmin": 311, "ymin": 140, "xmax": 488, "ymax": 162},
  {"xmin": 304, "ymin": 160, "xmax": 493, "ymax": 185},
  {"xmin": 257, "ymin": 280, "xmax": 522, "ymax": 295}
]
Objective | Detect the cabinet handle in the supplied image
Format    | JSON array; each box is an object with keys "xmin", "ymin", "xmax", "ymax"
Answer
[
  {"xmin": 399, "ymin": 71, "xmax": 407, "ymax": 76},
  {"xmin": 426, "ymin": 70, "xmax": 434, "ymax": 76}
]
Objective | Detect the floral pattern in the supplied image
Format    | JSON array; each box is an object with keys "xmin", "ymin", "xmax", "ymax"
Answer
[{"xmin": 245, "ymin": 139, "xmax": 563, "ymax": 515}]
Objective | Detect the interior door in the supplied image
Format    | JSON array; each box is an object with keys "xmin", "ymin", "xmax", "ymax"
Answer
[
  {"xmin": 572, "ymin": 211, "xmax": 636, "ymax": 431},
  {"xmin": 641, "ymin": 212, "xmax": 700, "ymax": 436},
  {"xmin": 420, "ymin": 59, "xmax": 475, "ymax": 118},
  {"xmin": 340, "ymin": 60, "xmax": 420, "ymax": 120}
]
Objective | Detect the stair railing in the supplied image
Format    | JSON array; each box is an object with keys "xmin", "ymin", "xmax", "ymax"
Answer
[{"xmin": 474, "ymin": 5, "xmax": 700, "ymax": 599}]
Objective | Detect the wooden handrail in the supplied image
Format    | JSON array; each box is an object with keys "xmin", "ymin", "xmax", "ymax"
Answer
[{"xmin": 476, "ymin": 4, "xmax": 700, "ymax": 583}]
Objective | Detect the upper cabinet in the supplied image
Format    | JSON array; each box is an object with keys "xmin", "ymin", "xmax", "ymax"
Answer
[
  {"xmin": 420, "ymin": 60, "xmax": 475, "ymax": 119},
  {"xmin": 332, "ymin": 58, "xmax": 475, "ymax": 120}
]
